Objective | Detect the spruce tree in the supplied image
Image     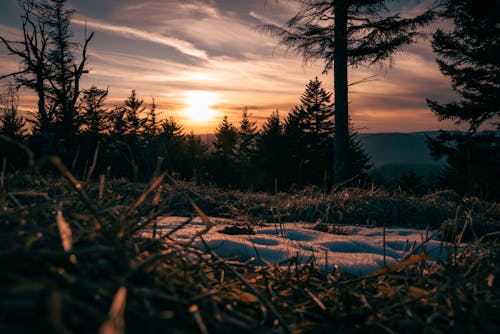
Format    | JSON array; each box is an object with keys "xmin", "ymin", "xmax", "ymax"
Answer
[
  {"xmin": 0, "ymin": 84, "xmax": 26, "ymax": 140},
  {"xmin": 145, "ymin": 98, "xmax": 160, "ymax": 137},
  {"xmin": 212, "ymin": 116, "xmax": 238, "ymax": 187},
  {"xmin": 78, "ymin": 85, "xmax": 110, "ymax": 137},
  {"xmin": 214, "ymin": 116, "xmax": 238, "ymax": 160},
  {"xmin": 286, "ymin": 78, "xmax": 335, "ymax": 185},
  {"xmin": 122, "ymin": 90, "xmax": 146, "ymax": 136},
  {"xmin": 158, "ymin": 117, "xmax": 185, "ymax": 174},
  {"xmin": 258, "ymin": 110, "xmax": 285, "ymax": 189},
  {"xmin": 236, "ymin": 108, "xmax": 258, "ymax": 189},
  {"xmin": 237, "ymin": 107, "xmax": 258, "ymax": 162},
  {"xmin": 261, "ymin": 0, "xmax": 435, "ymax": 182},
  {"xmin": 426, "ymin": 0, "xmax": 500, "ymax": 198}
]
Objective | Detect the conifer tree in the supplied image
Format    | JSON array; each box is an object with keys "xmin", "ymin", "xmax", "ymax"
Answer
[
  {"xmin": 145, "ymin": 98, "xmax": 160, "ymax": 137},
  {"xmin": 122, "ymin": 90, "xmax": 146, "ymax": 136},
  {"xmin": 258, "ymin": 110, "xmax": 285, "ymax": 189},
  {"xmin": 237, "ymin": 107, "xmax": 258, "ymax": 162},
  {"xmin": 78, "ymin": 85, "xmax": 110, "ymax": 136},
  {"xmin": 158, "ymin": 117, "xmax": 185, "ymax": 173},
  {"xmin": 212, "ymin": 116, "xmax": 238, "ymax": 187},
  {"xmin": 214, "ymin": 116, "xmax": 238, "ymax": 159},
  {"xmin": 261, "ymin": 0, "xmax": 435, "ymax": 182},
  {"xmin": 180, "ymin": 132, "xmax": 208, "ymax": 182},
  {"xmin": 285, "ymin": 78, "xmax": 335, "ymax": 185},
  {"xmin": 426, "ymin": 0, "xmax": 500, "ymax": 198},
  {"xmin": 236, "ymin": 108, "xmax": 258, "ymax": 188},
  {"xmin": 0, "ymin": 84, "xmax": 26, "ymax": 139}
]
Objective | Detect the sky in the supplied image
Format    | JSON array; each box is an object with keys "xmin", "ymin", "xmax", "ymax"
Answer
[{"xmin": 0, "ymin": 0, "xmax": 465, "ymax": 134}]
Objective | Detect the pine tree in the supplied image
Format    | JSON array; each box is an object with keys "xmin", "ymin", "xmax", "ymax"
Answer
[
  {"xmin": 78, "ymin": 85, "xmax": 110, "ymax": 136},
  {"xmin": 214, "ymin": 116, "xmax": 238, "ymax": 159},
  {"xmin": 180, "ymin": 132, "xmax": 208, "ymax": 183},
  {"xmin": 158, "ymin": 117, "xmax": 185, "ymax": 173},
  {"xmin": 258, "ymin": 110, "xmax": 285, "ymax": 190},
  {"xmin": 285, "ymin": 78, "xmax": 335, "ymax": 185},
  {"xmin": 261, "ymin": 0, "xmax": 435, "ymax": 182},
  {"xmin": 236, "ymin": 108, "xmax": 258, "ymax": 188},
  {"xmin": 426, "ymin": 0, "xmax": 500, "ymax": 199},
  {"xmin": 144, "ymin": 98, "xmax": 160, "ymax": 137},
  {"xmin": 0, "ymin": 84, "xmax": 26, "ymax": 139},
  {"xmin": 122, "ymin": 90, "xmax": 146, "ymax": 136},
  {"xmin": 347, "ymin": 128, "xmax": 372, "ymax": 179},
  {"xmin": 212, "ymin": 116, "xmax": 238, "ymax": 187},
  {"xmin": 237, "ymin": 107, "xmax": 258, "ymax": 162}
]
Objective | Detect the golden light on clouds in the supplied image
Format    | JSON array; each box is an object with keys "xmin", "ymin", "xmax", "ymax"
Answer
[{"xmin": 182, "ymin": 91, "xmax": 219, "ymax": 122}]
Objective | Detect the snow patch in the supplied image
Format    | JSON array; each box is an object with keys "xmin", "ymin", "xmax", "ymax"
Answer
[{"xmin": 147, "ymin": 216, "xmax": 457, "ymax": 276}]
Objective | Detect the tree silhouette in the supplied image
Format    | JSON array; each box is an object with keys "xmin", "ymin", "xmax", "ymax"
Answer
[
  {"xmin": 258, "ymin": 110, "xmax": 285, "ymax": 189},
  {"xmin": 213, "ymin": 116, "xmax": 238, "ymax": 187},
  {"xmin": 261, "ymin": 0, "xmax": 434, "ymax": 182},
  {"xmin": 0, "ymin": 84, "xmax": 26, "ymax": 140},
  {"xmin": 236, "ymin": 108, "xmax": 258, "ymax": 189},
  {"xmin": 0, "ymin": 0, "xmax": 93, "ymax": 138},
  {"xmin": 427, "ymin": 0, "xmax": 500, "ymax": 199},
  {"xmin": 427, "ymin": 0, "xmax": 499, "ymax": 131},
  {"xmin": 144, "ymin": 98, "xmax": 160, "ymax": 137},
  {"xmin": 122, "ymin": 90, "xmax": 147, "ymax": 136},
  {"xmin": 285, "ymin": 77, "xmax": 335, "ymax": 185},
  {"xmin": 78, "ymin": 85, "xmax": 110, "ymax": 137}
]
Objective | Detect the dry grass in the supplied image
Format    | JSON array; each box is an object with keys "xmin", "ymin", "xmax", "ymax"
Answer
[{"xmin": 0, "ymin": 167, "xmax": 499, "ymax": 333}]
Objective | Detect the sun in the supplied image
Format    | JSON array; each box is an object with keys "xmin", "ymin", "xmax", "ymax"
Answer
[{"xmin": 182, "ymin": 91, "xmax": 218, "ymax": 122}]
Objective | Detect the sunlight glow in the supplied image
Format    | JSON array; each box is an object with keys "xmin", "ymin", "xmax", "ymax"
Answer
[{"xmin": 182, "ymin": 91, "xmax": 219, "ymax": 122}]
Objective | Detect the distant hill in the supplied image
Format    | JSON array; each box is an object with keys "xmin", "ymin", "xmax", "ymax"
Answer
[
  {"xmin": 357, "ymin": 132, "xmax": 442, "ymax": 167},
  {"xmin": 357, "ymin": 132, "xmax": 444, "ymax": 181}
]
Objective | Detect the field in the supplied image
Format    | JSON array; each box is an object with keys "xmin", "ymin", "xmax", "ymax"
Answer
[{"xmin": 0, "ymin": 167, "xmax": 499, "ymax": 333}]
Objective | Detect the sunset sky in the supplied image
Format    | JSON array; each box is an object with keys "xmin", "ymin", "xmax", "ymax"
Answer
[{"xmin": 0, "ymin": 0, "xmax": 465, "ymax": 134}]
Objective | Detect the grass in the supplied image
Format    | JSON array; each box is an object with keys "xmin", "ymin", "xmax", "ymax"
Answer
[{"xmin": 0, "ymin": 165, "xmax": 499, "ymax": 333}]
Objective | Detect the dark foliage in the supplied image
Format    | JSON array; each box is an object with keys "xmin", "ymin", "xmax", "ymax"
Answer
[{"xmin": 427, "ymin": 0, "xmax": 500, "ymax": 199}]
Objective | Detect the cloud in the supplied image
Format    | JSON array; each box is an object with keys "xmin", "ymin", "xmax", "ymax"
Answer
[{"xmin": 71, "ymin": 17, "xmax": 208, "ymax": 60}]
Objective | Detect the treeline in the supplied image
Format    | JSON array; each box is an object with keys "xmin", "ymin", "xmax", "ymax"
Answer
[{"xmin": 0, "ymin": 78, "xmax": 371, "ymax": 191}]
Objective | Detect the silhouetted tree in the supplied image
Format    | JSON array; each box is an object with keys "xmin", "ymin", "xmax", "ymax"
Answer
[
  {"xmin": 285, "ymin": 77, "xmax": 335, "ymax": 185},
  {"xmin": 347, "ymin": 128, "xmax": 372, "ymax": 180},
  {"xmin": 179, "ymin": 132, "xmax": 209, "ymax": 183},
  {"xmin": 109, "ymin": 106, "xmax": 127, "ymax": 137},
  {"xmin": 212, "ymin": 116, "xmax": 238, "ymax": 187},
  {"xmin": 261, "ymin": 0, "xmax": 435, "ymax": 182},
  {"xmin": 427, "ymin": 0, "xmax": 500, "ymax": 198},
  {"xmin": 156, "ymin": 117, "xmax": 185, "ymax": 175},
  {"xmin": 0, "ymin": 0, "xmax": 93, "ymax": 138},
  {"xmin": 258, "ymin": 110, "xmax": 285, "ymax": 190},
  {"xmin": 78, "ymin": 85, "xmax": 110, "ymax": 136},
  {"xmin": 145, "ymin": 98, "xmax": 160, "ymax": 137},
  {"xmin": 1, "ymin": 0, "xmax": 51, "ymax": 134},
  {"xmin": 0, "ymin": 84, "xmax": 26, "ymax": 139},
  {"xmin": 122, "ymin": 90, "xmax": 146, "ymax": 136},
  {"xmin": 236, "ymin": 107, "xmax": 258, "ymax": 189},
  {"xmin": 0, "ymin": 83, "xmax": 27, "ymax": 169}
]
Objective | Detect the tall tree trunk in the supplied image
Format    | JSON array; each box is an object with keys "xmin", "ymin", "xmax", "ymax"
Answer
[{"xmin": 333, "ymin": 1, "xmax": 349, "ymax": 183}]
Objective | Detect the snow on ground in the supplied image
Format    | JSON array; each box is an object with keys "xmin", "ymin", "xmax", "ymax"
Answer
[{"xmin": 146, "ymin": 216, "xmax": 454, "ymax": 276}]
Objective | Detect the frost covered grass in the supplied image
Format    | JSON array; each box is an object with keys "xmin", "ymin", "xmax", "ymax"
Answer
[{"xmin": 0, "ymin": 168, "xmax": 499, "ymax": 333}]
